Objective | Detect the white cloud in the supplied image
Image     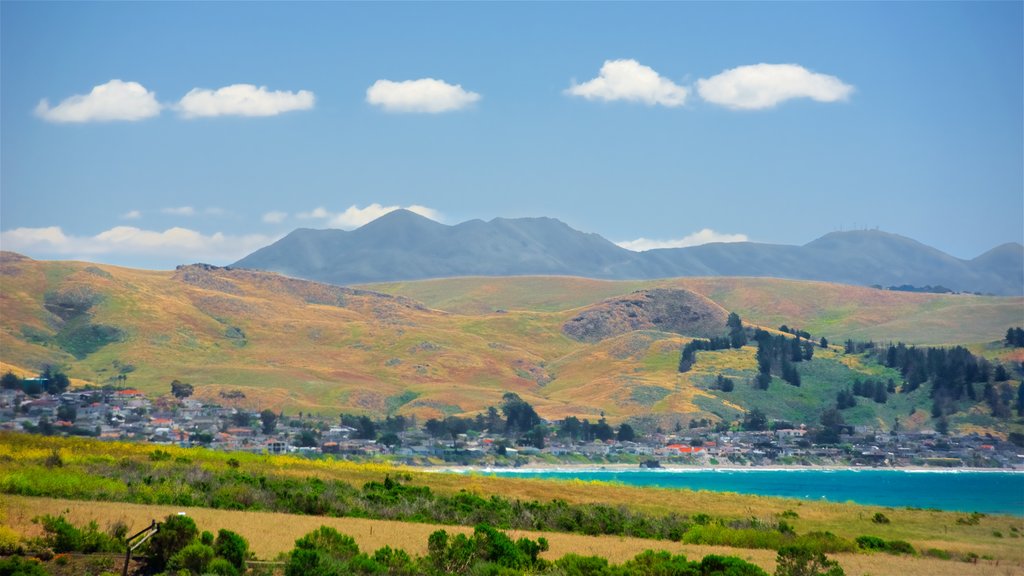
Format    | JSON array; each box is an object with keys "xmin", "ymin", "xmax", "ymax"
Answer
[
  {"xmin": 565, "ymin": 59, "xmax": 688, "ymax": 107},
  {"xmin": 35, "ymin": 79, "xmax": 161, "ymax": 123},
  {"xmin": 121, "ymin": 210, "xmax": 142, "ymax": 220},
  {"xmin": 298, "ymin": 203, "xmax": 442, "ymax": 229},
  {"xmin": 162, "ymin": 206, "xmax": 195, "ymax": 216},
  {"xmin": 262, "ymin": 211, "xmax": 288, "ymax": 224},
  {"xmin": 177, "ymin": 84, "xmax": 315, "ymax": 118},
  {"xmin": 366, "ymin": 78, "xmax": 480, "ymax": 113},
  {"xmin": 697, "ymin": 63, "xmax": 853, "ymax": 110},
  {"xmin": 617, "ymin": 229, "xmax": 749, "ymax": 252},
  {"xmin": 1, "ymin": 225, "xmax": 277, "ymax": 264}
]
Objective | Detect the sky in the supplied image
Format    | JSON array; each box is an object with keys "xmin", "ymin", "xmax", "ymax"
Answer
[{"xmin": 1, "ymin": 1, "xmax": 1022, "ymax": 270}]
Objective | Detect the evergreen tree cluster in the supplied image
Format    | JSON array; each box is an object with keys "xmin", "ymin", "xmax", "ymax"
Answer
[
  {"xmin": 0, "ymin": 367, "xmax": 70, "ymax": 395},
  {"xmin": 556, "ymin": 416, "xmax": 623, "ymax": 443},
  {"xmin": 1006, "ymin": 327, "xmax": 1024, "ymax": 348},
  {"xmin": 753, "ymin": 330, "xmax": 811, "ymax": 388},
  {"xmin": 778, "ymin": 325, "xmax": 811, "ymax": 340},
  {"xmin": 678, "ymin": 337, "xmax": 732, "ymax": 372},
  {"xmin": 850, "ymin": 378, "xmax": 891, "ymax": 404}
]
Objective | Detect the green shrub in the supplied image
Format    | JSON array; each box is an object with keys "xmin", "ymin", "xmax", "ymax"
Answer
[
  {"xmin": 206, "ymin": 557, "xmax": 240, "ymax": 576},
  {"xmin": 855, "ymin": 535, "xmax": 887, "ymax": 551},
  {"xmin": 884, "ymin": 540, "xmax": 915, "ymax": 555},
  {"xmin": 214, "ymin": 529, "xmax": 249, "ymax": 571},
  {"xmin": 553, "ymin": 553, "xmax": 611, "ymax": 576},
  {"xmin": 870, "ymin": 513, "xmax": 890, "ymax": 524},
  {"xmin": 0, "ymin": 556, "xmax": 48, "ymax": 576},
  {"xmin": 923, "ymin": 548, "xmax": 951, "ymax": 560},
  {"xmin": 701, "ymin": 554, "xmax": 770, "ymax": 576},
  {"xmin": 774, "ymin": 546, "xmax": 845, "ymax": 576},
  {"xmin": 147, "ymin": 514, "xmax": 198, "ymax": 570},
  {"xmin": 168, "ymin": 542, "xmax": 215, "ymax": 575}
]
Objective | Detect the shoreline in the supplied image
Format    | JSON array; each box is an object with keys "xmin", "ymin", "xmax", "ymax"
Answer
[{"xmin": 422, "ymin": 463, "xmax": 1024, "ymax": 474}]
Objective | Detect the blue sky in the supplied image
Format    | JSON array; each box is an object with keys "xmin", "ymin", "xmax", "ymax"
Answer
[{"xmin": 2, "ymin": 1, "xmax": 1021, "ymax": 269}]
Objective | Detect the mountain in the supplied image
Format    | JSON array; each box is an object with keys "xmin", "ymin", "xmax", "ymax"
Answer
[
  {"xmin": 234, "ymin": 210, "xmax": 647, "ymax": 285},
  {"xmin": 233, "ymin": 212, "xmax": 1024, "ymax": 295}
]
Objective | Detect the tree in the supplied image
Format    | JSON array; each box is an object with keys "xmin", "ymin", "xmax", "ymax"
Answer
[
  {"xmin": 56, "ymin": 404, "xmax": 77, "ymax": 423},
  {"xmin": 0, "ymin": 371, "xmax": 20, "ymax": 390},
  {"xmin": 727, "ymin": 312, "xmax": 748, "ymax": 348},
  {"xmin": 379, "ymin": 432, "xmax": 401, "ymax": 448},
  {"xmin": 501, "ymin": 392, "xmax": 540, "ymax": 436},
  {"xmin": 214, "ymin": 529, "xmax": 249, "ymax": 572},
  {"xmin": 295, "ymin": 429, "xmax": 319, "ymax": 447},
  {"xmin": 231, "ymin": 411, "xmax": 253, "ymax": 427},
  {"xmin": 819, "ymin": 337, "xmax": 828, "ymax": 349},
  {"xmin": 148, "ymin": 513, "xmax": 198, "ymax": 571},
  {"xmin": 424, "ymin": 418, "xmax": 446, "ymax": 439},
  {"xmin": 260, "ymin": 409, "xmax": 278, "ymax": 435},
  {"xmin": 591, "ymin": 418, "xmax": 615, "ymax": 442},
  {"xmin": 171, "ymin": 380, "xmax": 194, "ymax": 399},
  {"xmin": 617, "ymin": 423, "xmax": 636, "ymax": 442},
  {"xmin": 742, "ymin": 409, "xmax": 769, "ymax": 431},
  {"xmin": 816, "ymin": 409, "xmax": 845, "ymax": 444},
  {"xmin": 994, "ymin": 364, "xmax": 1009, "ymax": 382}
]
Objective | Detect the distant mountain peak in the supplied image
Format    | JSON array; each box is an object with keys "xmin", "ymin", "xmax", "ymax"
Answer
[{"xmin": 231, "ymin": 218, "xmax": 1023, "ymax": 295}]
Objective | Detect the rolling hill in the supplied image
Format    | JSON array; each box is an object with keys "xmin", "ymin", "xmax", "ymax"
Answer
[
  {"xmin": 2, "ymin": 252, "xmax": 1021, "ymax": 433},
  {"xmin": 233, "ymin": 210, "xmax": 1024, "ymax": 295}
]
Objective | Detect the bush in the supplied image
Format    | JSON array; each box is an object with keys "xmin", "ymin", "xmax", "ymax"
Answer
[
  {"xmin": 0, "ymin": 525, "xmax": 22, "ymax": 556},
  {"xmin": 147, "ymin": 514, "xmax": 198, "ymax": 571},
  {"xmin": 214, "ymin": 529, "xmax": 249, "ymax": 571},
  {"xmin": 168, "ymin": 542, "xmax": 215, "ymax": 575},
  {"xmin": 34, "ymin": 515, "xmax": 121, "ymax": 554},
  {"xmin": 884, "ymin": 540, "xmax": 915, "ymax": 555},
  {"xmin": 206, "ymin": 557, "xmax": 240, "ymax": 576},
  {"xmin": 870, "ymin": 513, "xmax": 890, "ymax": 524},
  {"xmin": 774, "ymin": 546, "xmax": 845, "ymax": 576},
  {"xmin": 855, "ymin": 535, "xmax": 886, "ymax": 551},
  {"xmin": 0, "ymin": 556, "xmax": 48, "ymax": 576},
  {"xmin": 553, "ymin": 553, "xmax": 610, "ymax": 576}
]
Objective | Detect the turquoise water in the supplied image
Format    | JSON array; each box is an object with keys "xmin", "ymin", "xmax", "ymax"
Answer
[{"xmin": 458, "ymin": 468, "xmax": 1024, "ymax": 516}]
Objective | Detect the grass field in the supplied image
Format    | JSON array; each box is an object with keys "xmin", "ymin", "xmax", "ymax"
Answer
[
  {"xmin": 2, "ymin": 434, "xmax": 1022, "ymax": 573},
  {"xmin": 4, "ymin": 495, "xmax": 1022, "ymax": 576}
]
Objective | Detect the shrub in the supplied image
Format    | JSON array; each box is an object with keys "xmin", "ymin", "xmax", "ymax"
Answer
[
  {"xmin": 701, "ymin": 554, "xmax": 770, "ymax": 576},
  {"xmin": 884, "ymin": 540, "xmax": 915, "ymax": 555},
  {"xmin": 34, "ymin": 515, "xmax": 121, "ymax": 554},
  {"xmin": 553, "ymin": 553, "xmax": 610, "ymax": 576},
  {"xmin": 0, "ymin": 556, "xmax": 48, "ymax": 576},
  {"xmin": 870, "ymin": 513, "xmax": 890, "ymax": 524},
  {"xmin": 923, "ymin": 548, "xmax": 951, "ymax": 560},
  {"xmin": 147, "ymin": 514, "xmax": 198, "ymax": 570},
  {"xmin": 0, "ymin": 525, "xmax": 22, "ymax": 556},
  {"xmin": 214, "ymin": 529, "xmax": 249, "ymax": 571},
  {"xmin": 855, "ymin": 535, "xmax": 887, "ymax": 551},
  {"xmin": 200, "ymin": 531, "xmax": 214, "ymax": 546},
  {"xmin": 774, "ymin": 546, "xmax": 845, "ymax": 576},
  {"xmin": 168, "ymin": 542, "xmax": 215, "ymax": 575},
  {"xmin": 206, "ymin": 557, "xmax": 240, "ymax": 576}
]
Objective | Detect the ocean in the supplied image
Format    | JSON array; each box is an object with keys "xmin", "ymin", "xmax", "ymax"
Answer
[{"xmin": 448, "ymin": 468, "xmax": 1024, "ymax": 516}]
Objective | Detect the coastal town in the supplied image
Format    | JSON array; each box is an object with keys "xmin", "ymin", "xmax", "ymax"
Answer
[{"xmin": 3, "ymin": 380, "xmax": 1022, "ymax": 470}]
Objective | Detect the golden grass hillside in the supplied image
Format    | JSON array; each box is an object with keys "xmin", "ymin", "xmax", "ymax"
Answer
[
  {"xmin": 362, "ymin": 276, "xmax": 1024, "ymax": 346},
  {"xmin": 2, "ymin": 253, "xmax": 1021, "ymax": 423}
]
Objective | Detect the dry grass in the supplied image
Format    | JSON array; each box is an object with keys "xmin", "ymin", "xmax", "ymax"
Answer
[{"xmin": 3, "ymin": 495, "xmax": 1020, "ymax": 576}]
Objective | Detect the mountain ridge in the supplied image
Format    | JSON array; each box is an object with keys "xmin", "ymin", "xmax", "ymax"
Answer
[{"xmin": 233, "ymin": 210, "xmax": 1024, "ymax": 295}]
